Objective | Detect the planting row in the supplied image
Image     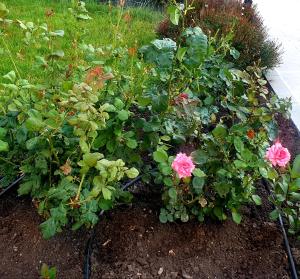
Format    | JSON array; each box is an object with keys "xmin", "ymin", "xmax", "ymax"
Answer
[{"xmin": 0, "ymin": 0, "xmax": 300, "ymax": 241}]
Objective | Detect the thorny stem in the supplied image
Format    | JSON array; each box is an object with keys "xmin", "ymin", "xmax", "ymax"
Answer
[{"xmin": 75, "ymin": 174, "xmax": 86, "ymax": 201}]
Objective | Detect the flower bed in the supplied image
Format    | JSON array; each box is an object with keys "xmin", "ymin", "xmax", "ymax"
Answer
[{"xmin": 1, "ymin": 1, "xmax": 300, "ymax": 278}]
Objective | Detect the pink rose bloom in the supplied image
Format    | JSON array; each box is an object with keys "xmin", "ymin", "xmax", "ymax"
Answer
[
  {"xmin": 265, "ymin": 141, "xmax": 291, "ymax": 167},
  {"xmin": 171, "ymin": 152, "xmax": 195, "ymax": 178}
]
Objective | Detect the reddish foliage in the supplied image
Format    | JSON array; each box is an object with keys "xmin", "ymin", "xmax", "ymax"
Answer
[{"xmin": 157, "ymin": 0, "xmax": 281, "ymax": 69}]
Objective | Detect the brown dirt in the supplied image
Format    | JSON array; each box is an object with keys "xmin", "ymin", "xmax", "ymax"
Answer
[
  {"xmin": 276, "ymin": 114, "xmax": 300, "ymax": 161},
  {"xmin": 90, "ymin": 186, "xmax": 290, "ymax": 279},
  {"xmin": 0, "ymin": 192, "xmax": 88, "ymax": 279}
]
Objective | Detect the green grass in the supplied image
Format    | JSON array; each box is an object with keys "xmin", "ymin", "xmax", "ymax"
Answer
[{"xmin": 0, "ymin": 0, "xmax": 163, "ymax": 81}]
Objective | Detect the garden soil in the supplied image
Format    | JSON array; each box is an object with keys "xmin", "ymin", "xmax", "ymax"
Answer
[
  {"xmin": 0, "ymin": 193, "xmax": 88, "ymax": 279},
  {"xmin": 89, "ymin": 189, "xmax": 290, "ymax": 279},
  {"xmin": 0, "ymin": 115, "xmax": 299, "ymax": 279}
]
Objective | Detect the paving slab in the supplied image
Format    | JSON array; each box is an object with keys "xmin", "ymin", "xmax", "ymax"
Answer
[{"xmin": 254, "ymin": 0, "xmax": 300, "ymax": 130}]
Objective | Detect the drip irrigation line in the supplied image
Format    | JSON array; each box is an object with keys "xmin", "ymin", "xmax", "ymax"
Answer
[
  {"xmin": 263, "ymin": 179, "xmax": 298, "ymax": 279},
  {"xmin": 0, "ymin": 175, "xmax": 25, "ymax": 198},
  {"xmin": 83, "ymin": 175, "xmax": 142, "ymax": 279}
]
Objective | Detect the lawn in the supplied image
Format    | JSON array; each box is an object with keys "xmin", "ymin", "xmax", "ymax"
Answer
[{"xmin": 0, "ymin": 0, "xmax": 163, "ymax": 81}]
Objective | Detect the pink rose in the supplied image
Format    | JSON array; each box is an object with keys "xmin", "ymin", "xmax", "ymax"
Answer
[
  {"xmin": 265, "ymin": 141, "xmax": 291, "ymax": 167},
  {"xmin": 171, "ymin": 152, "xmax": 195, "ymax": 178}
]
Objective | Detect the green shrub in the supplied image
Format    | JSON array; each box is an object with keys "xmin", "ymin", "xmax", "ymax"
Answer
[
  {"xmin": 157, "ymin": 0, "xmax": 281, "ymax": 69},
  {"xmin": 140, "ymin": 25, "xmax": 290, "ymax": 224},
  {"xmin": 0, "ymin": 1, "xmax": 297, "ymax": 239}
]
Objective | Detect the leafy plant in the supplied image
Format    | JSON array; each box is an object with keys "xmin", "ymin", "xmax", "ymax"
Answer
[
  {"xmin": 267, "ymin": 154, "xmax": 300, "ymax": 236},
  {"xmin": 143, "ymin": 4, "xmax": 290, "ymax": 225},
  {"xmin": 157, "ymin": 0, "xmax": 282, "ymax": 69},
  {"xmin": 0, "ymin": 1, "xmax": 142, "ymax": 238},
  {"xmin": 0, "ymin": 0, "xmax": 296, "ymax": 240},
  {"xmin": 40, "ymin": 263, "xmax": 56, "ymax": 279}
]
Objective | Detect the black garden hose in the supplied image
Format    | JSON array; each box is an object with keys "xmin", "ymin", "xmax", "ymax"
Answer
[
  {"xmin": 263, "ymin": 179, "xmax": 299, "ymax": 279},
  {"xmin": 83, "ymin": 175, "xmax": 142, "ymax": 279},
  {"xmin": 0, "ymin": 175, "xmax": 25, "ymax": 198}
]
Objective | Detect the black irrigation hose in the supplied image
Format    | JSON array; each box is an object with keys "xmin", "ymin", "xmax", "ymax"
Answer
[
  {"xmin": 83, "ymin": 175, "xmax": 143, "ymax": 279},
  {"xmin": 263, "ymin": 179, "xmax": 299, "ymax": 279},
  {"xmin": 0, "ymin": 175, "xmax": 25, "ymax": 198}
]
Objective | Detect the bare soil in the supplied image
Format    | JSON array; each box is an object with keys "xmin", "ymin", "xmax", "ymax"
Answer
[
  {"xmin": 90, "ymin": 187, "xmax": 290, "ymax": 279},
  {"xmin": 0, "ymin": 193, "xmax": 87, "ymax": 279}
]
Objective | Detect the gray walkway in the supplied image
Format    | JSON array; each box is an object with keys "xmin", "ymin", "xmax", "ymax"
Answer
[{"xmin": 254, "ymin": 0, "xmax": 300, "ymax": 130}]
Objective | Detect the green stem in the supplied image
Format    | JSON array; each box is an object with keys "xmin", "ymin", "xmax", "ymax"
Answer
[
  {"xmin": 75, "ymin": 174, "xmax": 86, "ymax": 201},
  {"xmin": 0, "ymin": 156, "xmax": 18, "ymax": 167},
  {"xmin": 0, "ymin": 36, "xmax": 22, "ymax": 79}
]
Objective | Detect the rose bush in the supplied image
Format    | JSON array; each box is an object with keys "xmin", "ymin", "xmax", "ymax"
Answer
[{"xmin": 0, "ymin": 1, "xmax": 299, "ymax": 238}]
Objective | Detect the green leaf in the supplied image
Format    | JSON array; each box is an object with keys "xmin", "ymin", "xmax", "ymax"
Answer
[
  {"xmin": 212, "ymin": 124, "xmax": 227, "ymax": 139},
  {"xmin": 214, "ymin": 183, "xmax": 230, "ymax": 197},
  {"xmin": 25, "ymin": 117, "xmax": 44, "ymax": 132},
  {"xmin": 193, "ymin": 168, "xmax": 205, "ymax": 177},
  {"xmin": 118, "ymin": 110, "xmax": 129, "ymax": 121},
  {"xmin": 40, "ymin": 218, "xmax": 57, "ymax": 239},
  {"xmin": 232, "ymin": 211, "xmax": 242, "ymax": 224},
  {"xmin": 182, "ymin": 27, "xmax": 208, "ymax": 67},
  {"xmin": 3, "ymin": 70, "xmax": 16, "ymax": 82},
  {"xmin": 0, "ymin": 139, "xmax": 8, "ymax": 152},
  {"xmin": 180, "ymin": 212, "xmax": 189, "ymax": 222},
  {"xmin": 252, "ymin": 194, "xmax": 262, "ymax": 205},
  {"xmin": 0, "ymin": 2, "xmax": 9, "ymax": 18},
  {"xmin": 191, "ymin": 150, "xmax": 208, "ymax": 165},
  {"xmin": 25, "ymin": 137, "xmax": 40, "ymax": 150},
  {"xmin": 153, "ymin": 148, "xmax": 168, "ymax": 163},
  {"xmin": 270, "ymin": 209, "xmax": 279, "ymax": 220},
  {"xmin": 159, "ymin": 211, "xmax": 168, "ymax": 223},
  {"xmin": 49, "ymin": 50, "xmax": 65, "ymax": 59},
  {"xmin": 77, "ymin": 14, "xmax": 92, "ymax": 20},
  {"xmin": 126, "ymin": 167, "xmax": 139, "ymax": 179},
  {"xmin": 234, "ymin": 160, "xmax": 247, "ymax": 169},
  {"xmin": 290, "ymin": 178, "xmax": 300, "ymax": 191},
  {"xmin": 168, "ymin": 188, "xmax": 177, "ymax": 200},
  {"xmin": 0, "ymin": 127, "xmax": 7, "ymax": 139},
  {"xmin": 49, "ymin": 30, "xmax": 65, "ymax": 37},
  {"xmin": 234, "ymin": 137, "xmax": 244, "ymax": 153},
  {"xmin": 18, "ymin": 181, "xmax": 33, "ymax": 195},
  {"xmin": 267, "ymin": 168, "xmax": 278, "ymax": 180},
  {"xmin": 292, "ymin": 155, "xmax": 300, "ymax": 178},
  {"xmin": 161, "ymin": 165, "xmax": 172, "ymax": 175},
  {"xmin": 192, "ymin": 177, "xmax": 205, "ymax": 194},
  {"xmin": 176, "ymin": 47, "xmax": 187, "ymax": 61},
  {"xmin": 93, "ymin": 133, "xmax": 108, "ymax": 148},
  {"xmin": 83, "ymin": 152, "xmax": 103, "ymax": 167},
  {"xmin": 167, "ymin": 5, "xmax": 180, "ymax": 25},
  {"xmin": 79, "ymin": 138, "xmax": 89, "ymax": 153},
  {"xmin": 259, "ymin": 167, "xmax": 268, "ymax": 179},
  {"xmin": 213, "ymin": 207, "xmax": 226, "ymax": 221},
  {"xmin": 114, "ymin": 98, "xmax": 124, "ymax": 110},
  {"xmin": 99, "ymin": 199, "xmax": 113, "ymax": 210},
  {"xmin": 230, "ymin": 48, "xmax": 240, "ymax": 59},
  {"xmin": 126, "ymin": 138, "xmax": 137, "ymax": 149},
  {"xmin": 102, "ymin": 187, "xmax": 112, "ymax": 200},
  {"xmin": 163, "ymin": 177, "xmax": 173, "ymax": 186}
]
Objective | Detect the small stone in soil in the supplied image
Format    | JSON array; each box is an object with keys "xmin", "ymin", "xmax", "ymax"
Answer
[
  {"xmin": 182, "ymin": 270, "xmax": 193, "ymax": 279},
  {"xmin": 158, "ymin": 267, "xmax": 164, "ymax": 275},
  {"xmin": 169, "ymin": 249, "xmax": 176, "ymax": 256}
]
